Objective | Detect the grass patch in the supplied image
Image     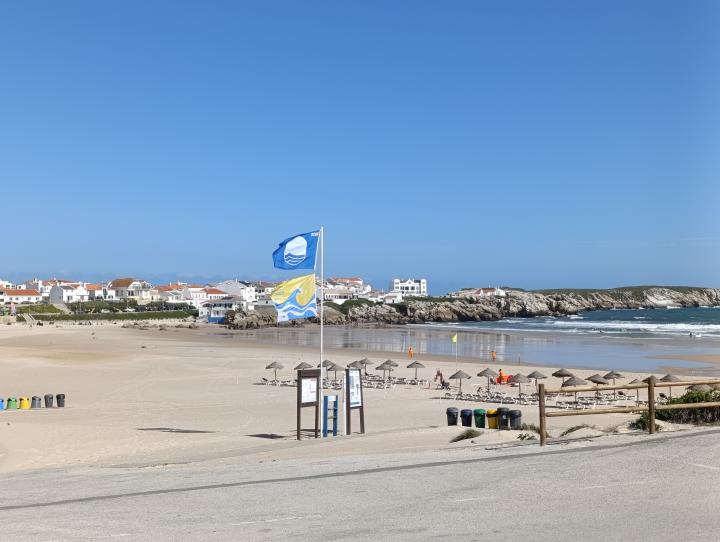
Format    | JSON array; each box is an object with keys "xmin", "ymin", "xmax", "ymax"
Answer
[
  {"xmin": 450, "ymin": 429, "xmax": 482, "ymax": 443},
  {"xmin": 15, "ymin": 304, "xmax": 62, "ymax": 314},
  {"xmin": 30, "ymin": 311, "xmax": 195, "ymax": 322},
  {"xmin": 631, "ymin": 390, "xmax": 720, "ymax": 429}
]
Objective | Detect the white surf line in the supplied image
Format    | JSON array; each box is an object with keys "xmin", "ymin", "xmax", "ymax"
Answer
[
  {"xmin": 231, "ymin": 515, "xmax": 321, "ymax": 526},
  {"xmin": 688, "ymin": 463, "xmax": 720, "ymax": 471},
  {"xmin": 584, "ymin": 481, "xmax": 649, "ymax": 490},
  {"xmin": 453, "ymin": 497, "xmax": 492, "ymax": 503}
]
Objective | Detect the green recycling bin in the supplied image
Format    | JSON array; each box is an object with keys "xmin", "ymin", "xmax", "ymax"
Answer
[
  {"xmin": 6, "ymin": 397, "xmax": 18, "ymax": 409},
  {"xmin": 473, "ymin": 408, "xmax": 486, "ymax": 429}
]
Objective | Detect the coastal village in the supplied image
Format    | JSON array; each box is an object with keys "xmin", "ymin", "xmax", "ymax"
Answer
[{"xmin": 0, "ymin": 276, "xmax": 509, "ymax": 323}]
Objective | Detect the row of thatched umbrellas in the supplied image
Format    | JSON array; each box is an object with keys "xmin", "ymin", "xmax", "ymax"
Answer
[{"xmin": 265, "ymin": 358, "xmax": 429, "ymax": 381}]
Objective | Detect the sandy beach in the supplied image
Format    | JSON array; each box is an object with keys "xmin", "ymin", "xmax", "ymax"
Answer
[{"xmin": 0, "ymin": 322, "xmax": 717, "ymax": 473}]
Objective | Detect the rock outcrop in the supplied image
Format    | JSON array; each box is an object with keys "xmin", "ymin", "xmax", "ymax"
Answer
[{"xmin": 225, "ymin": 287, "xmax": 720, "ymax": 329}]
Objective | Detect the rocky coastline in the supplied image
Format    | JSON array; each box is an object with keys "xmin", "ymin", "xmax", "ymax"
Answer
[{"xmin": 225, "ymin": 287, "xmax": 720, "ymax": 329}]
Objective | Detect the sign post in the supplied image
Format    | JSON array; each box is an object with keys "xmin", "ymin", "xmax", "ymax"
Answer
[
  {"xmin": 297, "ymin": 368, "xmax": 321, "ymax": 439},
  {"xmin": 345, "ymin": 368, "xmax": 365, "ymax": 435}
]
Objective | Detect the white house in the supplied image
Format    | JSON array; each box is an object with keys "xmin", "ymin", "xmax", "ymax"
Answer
[
  {"xmin": 109, "ymin": 278, "xmax": 153, "ymax": 301},
  {"xmin": 390, "ymin": 278, "xmax": 428, "ymax": 297},
  {"xmin": 323, "ymin": 287, "xmax": 354, "ymax": 304},
  {"xmin": 49, "ymin": 284, "xmax": 90, "ymax": 304},
  {"xmin": 26, "ymin": 278, "xmax": 76, "ymax": 301},
  {"xmin": 0, "ymin": 288, "xmax": 43, "ymax": 304},
  {"xmin": 455, "ymin": 287, "xmax": 507, "ymax": 298},
  {"xmin": 214, "ymin": 280, "xmax": 257, "ymax": 306},
  {"xmin": 199, "ymin": 296, "xmax": 248, "ymax": 323},
  {"xmin": 381, "ymin": 291, "xmax": 404, "ymax": 304},
  {"xmin": 327, "ymin": 277, "xmax": 371, "ymax": 295},
  {"xmin": 86, "ymin": 283, "xmax": 117, "ymax": 300}
]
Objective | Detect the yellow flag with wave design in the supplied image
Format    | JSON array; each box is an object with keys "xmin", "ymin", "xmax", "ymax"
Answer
[{"xmin": 270, "ymin": 274, "xmax": 317, "ymax": 323}]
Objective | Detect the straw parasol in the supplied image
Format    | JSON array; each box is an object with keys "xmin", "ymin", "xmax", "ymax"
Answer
[
  {"xmin": 477, "ymin": 368, "xmax": 498, "ymax": 391},
  {"xmin": 561, "ymin": 376, "xmax": 588, "ymax": 403},
  {"xmin": 587, "ymin": 374, "xmax": 609, "ymax": 385},
  {"xmin": 552, "ymin": 368, "xmax": 575, "ymax": 384},
  {"xmin": 347, "ymin": 360, "xmax": 361, "ymax": 369},
  {"xmin": 509, "ymin": 373, "xmax": 531, "ymax": 396},
  {"xmin": 318, "ymin": 360, "xmax": 342, "ymax": 380},
  {"xmin": 449, "ymin": 370, "xmax": 471, "ymax": 395},
  {"xmin": 689, "ymin": 384, "xmax": 712, "ymax": 393},
  {"xmin": 265, "ymin": 361, "xmax": 284, "ymax": 380},
  {"xmin": 384, "ymin": 359, "xmax": 399, "ymax": 367},
  {"xmin": 659, "ymin": 374, "xmax": 682, "ymax": 399},
  {"xmin": 526, "ymin": 370, "xmax": 547, "ymax": 388},
  {"xmin": 357, "ymin": 358, "xmax": 373, "ymax": 375},
  {"xmin": 407, "ymin": 360, "xmax": 426, "ymax": 380},
  {"xmin": 294, "ymin": 361, "xmax": 313, "ymax": 371},
  {"xmin": 603, "ymin": 371, "xmax": 624, "ymax": 399},
  {"xmin": 376, "ymin": 360, "xmax": 395, "ymax": 379}
]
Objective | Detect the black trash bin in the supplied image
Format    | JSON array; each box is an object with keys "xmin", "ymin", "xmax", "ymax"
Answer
[
  {"xmin": 460, "ymin": 409, "xmax": 473, "ymax": 427},
  {"xmin": 473, "ymin": 408, "xmax": 486, "ymax": 428},
  {"xmin": 509, "ymin": 410, "xmax": 522, "ymax": 429},
  {"xmin": 446, "ymin": 407, "xmax": 459, "ymax": 426},
  {"xmin": 56, "ymin": 393, "xmax": 66, "ymax": 408},
  {"xmin": 497, "ymin": 407, "xmax": 510, "ymax": 430},
  {"xmin": 31, "ymin": 396, "xmax": 42, "ymax": 409},
  {"xmin": 44, "ymin": 394, "xmax": 54, "ymax": 408}
]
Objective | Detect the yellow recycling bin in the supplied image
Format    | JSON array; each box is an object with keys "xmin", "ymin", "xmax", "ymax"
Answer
[
  {"xmin": 19, "ymin": 397, "xmax": 30, "ymax": 410},
  {"xmin": 486, "ymin": 408, "xmax": 498, "ymax": 429}
]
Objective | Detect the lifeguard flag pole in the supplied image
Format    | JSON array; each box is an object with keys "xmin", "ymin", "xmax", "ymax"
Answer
[{"xmin": 318, "ymin": 226, "xmax": 324, "ymax": 436}]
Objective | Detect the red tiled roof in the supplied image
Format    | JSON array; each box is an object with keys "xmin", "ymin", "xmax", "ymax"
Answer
[
  {"xmin": 110, "ymin": 278, "xmax": 137, "ymax": 288},
  {"xmin": 86, "ymin": 284, "xmax": 104, "ymax": 291},
  {"xmin": 3, "ymin": 289, "xmax": 41, "ymax": 296},
  {"xmin": 204, "ymin": 288, "xmax": 226, "ymax": 295}
]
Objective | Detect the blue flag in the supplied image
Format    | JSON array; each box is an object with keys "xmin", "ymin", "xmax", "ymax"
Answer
[{"xmin": 272, "ymin": 231, "xmax": 319, "ymax": 270}]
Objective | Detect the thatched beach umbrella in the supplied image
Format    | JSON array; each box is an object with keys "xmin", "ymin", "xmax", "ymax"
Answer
[
  {"xmin": 407, "ymin": 361, "xmax": 426, "ymax": 380},
  {"xmin": 265, "ymin": 361, "xmax": 284, "ymax": 380},
  {"xmin": 562, "ymin": 376, "xmax": 588, "ymax": 403},
  {"xmin": 659, "ymin": 374, "xmax": 682, "ymax": 399},
  {"xmin": 294, "ymin": 361, "xmax": 313, "ymax": 371},
  {"xmin": 449, "ymin": 370, "xmax": 471, "ymax": 395},
  {"xmin": 552, "ymin": 368, "xmax": 575, "ymax": 385},
  {"xmin": 318, "ymin": 360, "xmax": 342, "ymax": 380},
  {"xmin": 376, "ymin": 360, "xmax": 395, "ymax": 379},
  {"xmin": 628, "ymin": 378, "xmax": 642, "ymax": 402},
  {"xmin": 357, "ymin": 358, "xmax": 373, "ymax": 375},
  {"xmin": 384, "ymin": 359, "xmax": 399, "ymax": 367},
  {"xmin": 587, "ymin": 374, "xmax": 609, "ymax": 385},
  {"xmin": 526, "ymin": 370, "xmax": 547, "ymax": 388},
  {"xmin": 347, "ymin": 360, "xmax": 362, "ymax": 369},
  {"xmin": 603, "ymin": 371, "xmax": 624, "ymax": 399},
  {"xmin": 477, "ymin": 368, "xmax": 498, "ymax": 391},
  {"xmin": 509, "ymin": 373, "xmax": 531, "ymax": 396},
  {"xmin": 689, "ymin": 384, "xmax": 712, "ymax": 393}
]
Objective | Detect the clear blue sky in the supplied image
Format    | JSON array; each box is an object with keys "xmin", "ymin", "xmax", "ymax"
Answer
[{"xmin": 1, "ymin": 1, "xmax": 718, "ymax": 294}]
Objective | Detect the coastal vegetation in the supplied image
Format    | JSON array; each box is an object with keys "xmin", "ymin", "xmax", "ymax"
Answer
[
  {"xmin": 19, "ymin": 310, "xmax": 195, "ymax": 322},
  {"xmin": 632, "ymin": 390, "xmax": 720, "ymax": 428}
]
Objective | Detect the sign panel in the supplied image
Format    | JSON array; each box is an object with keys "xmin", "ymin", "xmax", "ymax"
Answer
[
  {"xmin": 348, "ymin": 369, "xmax": 362, "ymax": 408},
  {"xmin": 301, "ymin": 377, "xmax": 318, "ymax": 404}
]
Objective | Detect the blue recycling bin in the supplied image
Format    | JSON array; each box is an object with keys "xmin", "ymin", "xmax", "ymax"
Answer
[
  {"xmin": 0, "ymin": 398, "xmax": 4, "ymax": 410},
  {"xmin": 460, "ymin": 409, "xmax": 473, "ymax": 427}
]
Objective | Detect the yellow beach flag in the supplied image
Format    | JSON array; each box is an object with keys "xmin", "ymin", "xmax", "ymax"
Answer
[{"xmin": 451, "ymin": 333, "xmax": 457, "ymax": 344}]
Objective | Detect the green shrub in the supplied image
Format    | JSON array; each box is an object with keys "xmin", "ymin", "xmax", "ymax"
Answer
[{"xmin": 15, "ymin": 304, "xmax": 62, "ymax": 314}]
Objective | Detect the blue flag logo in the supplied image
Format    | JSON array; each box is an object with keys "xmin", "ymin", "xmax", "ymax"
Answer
[{"xmin": 272, "ymin": 231, "xmax": 319, "ymax": 270}]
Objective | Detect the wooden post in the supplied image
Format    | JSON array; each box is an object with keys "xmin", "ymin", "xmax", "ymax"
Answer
[
  {"xmin": 345, "ymin": 370, "xmax": 352, "ymax": 435},
  {"xmin": 539, "ymin": 383, "xmax": 547, "ymax": 446},
  {"xmin": 296, "ymin": 370, "xmax": 302, "ymax": 440},
  {"xmin": 647, "ymin": 376, "xmax": 656, "ymax": 435}
]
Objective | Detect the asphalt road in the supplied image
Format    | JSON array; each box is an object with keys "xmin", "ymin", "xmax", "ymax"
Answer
[{"xmin": 2, "ymin": 430, "xmax": 720, "ymax": 541}]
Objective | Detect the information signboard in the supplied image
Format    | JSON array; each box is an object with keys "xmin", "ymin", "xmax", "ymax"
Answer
[
  {"xmin": 348, "ymin": 369, "xmax": 362, "ymax": 408},
  {"xmin": 345, "ymin": 368, "xmax": 365, "ymax": 435},
  {"xmin": 297, "ymin": 368, "xmax": 321, "ymax": 439}
]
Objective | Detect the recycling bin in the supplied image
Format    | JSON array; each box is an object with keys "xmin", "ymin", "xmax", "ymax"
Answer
[
  {"xmin": 6, "ymin": 397, "xmax": 17, "ymax": 409},
  {"xmin": 44, "ymin": 394, "xmax": 54, "ymax": 408},
  {"xmin": 446, "ymin": 407, "xmax": 459, "ymax": 426},
  {"xmin": 473, "ymin": 408, "xmax": 486, "ymax": 429},
  {"xmin": 497, "ymin": 407, "xmax": 510, "ymax": 430},
  {"xmin": 56, "ymin": 394, "xmax": 66, "ymax": 408},
  {"xmin": 486, "ymin": 409, "xmax": 498, "ymax": 429},
  {"xmin": 19, "ymin": 397, "xmax": 30, "ymax": 410},
  {"xmin": 509, "ymin": 410, "xmax": 522, "ymax": 429},
  {"xmin": 31, "ymin": 396, "xmax": 42, "ymax": 409},
  {"xmin": 460, "ymin": 409, "xmax": 473, "ymax": 427},
  {"xmin": 0, "ymin": 398, "xmax": 4, "ymax": 410}
]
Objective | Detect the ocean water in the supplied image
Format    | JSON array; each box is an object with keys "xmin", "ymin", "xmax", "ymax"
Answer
[
  {"xmin": 239, "ymin": 307, "xmax": 720, "ymax": 373},
  {"xmin": 426, "ymin": 307, "xmax": 720, "ymax": 339}
]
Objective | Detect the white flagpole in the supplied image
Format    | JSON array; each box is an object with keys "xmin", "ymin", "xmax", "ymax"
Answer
[
  {"xmin": 455, "ymin": 335, "xmax": 458, "ymax": 370},
  {"xmin": 319, "ymin": 226, "xmax": 324, "ymax": 436}
]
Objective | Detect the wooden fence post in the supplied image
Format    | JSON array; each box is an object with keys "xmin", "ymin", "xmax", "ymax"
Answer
[
  {"xmin": 539, "ymin": 383, "xmax": 547, "ymax": 446},
  {"xmin": 647, "ymin": 376, "xmax": 656, "ymax": 435}
]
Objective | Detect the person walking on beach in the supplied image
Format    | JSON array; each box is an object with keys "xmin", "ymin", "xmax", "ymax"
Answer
[{"xmin": 491, "ymin": 350, "xmax": 497, "ymax": 361}]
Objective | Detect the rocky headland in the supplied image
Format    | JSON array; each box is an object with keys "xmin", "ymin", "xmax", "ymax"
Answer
[{"xmin": 225, "ymin": 286, "xmax": 720, "ymax": 329}]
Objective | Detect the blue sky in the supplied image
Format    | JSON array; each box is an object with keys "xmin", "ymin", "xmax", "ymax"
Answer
[{"xmin": 1, "ymin": 1, "xmax": 718, "ymax": 294}]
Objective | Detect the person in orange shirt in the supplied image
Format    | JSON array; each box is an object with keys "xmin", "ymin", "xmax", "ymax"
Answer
[
  {"xmin": 491, "ymin": 350, "xmax": 497, "ymax": 361},
  {"xmin": 498, "ymin": 368, "xmax": 505, "ymax": 384}
]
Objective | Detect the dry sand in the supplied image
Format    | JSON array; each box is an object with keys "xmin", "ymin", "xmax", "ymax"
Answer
[{"xmin": 0, "ymin": 323, "xmax": 712, "ymax": 473}]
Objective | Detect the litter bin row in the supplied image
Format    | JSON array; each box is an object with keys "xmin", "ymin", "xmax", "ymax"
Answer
[
  {"xmin": 447, "ymin": 407, "xmax": 521, "ymax": 429},
  {"xmin": 1, "ymin": 394, "xmax": 65, "ymax": 410}
]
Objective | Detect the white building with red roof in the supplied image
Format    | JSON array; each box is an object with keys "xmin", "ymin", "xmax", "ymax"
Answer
[{"xmin": 0, "ymin": 288, "xmax": 43, "ymax": 304}]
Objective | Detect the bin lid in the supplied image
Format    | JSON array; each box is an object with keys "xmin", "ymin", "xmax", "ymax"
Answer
[
  {"xmin": 486, "ymin": 409, "xmax": 497, "ymax": 415},
  {"xmin": 473, "ymin": 409, "xmax": 486, "ymax": 414}
]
